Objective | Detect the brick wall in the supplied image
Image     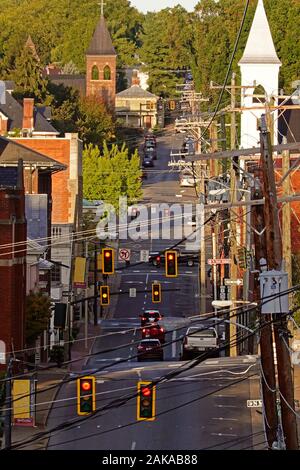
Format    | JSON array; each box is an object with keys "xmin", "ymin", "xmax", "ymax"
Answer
[
  {"xmin": 86, "ymin": 55, "xmax": 116, "ymax": 110},
  {"xmin": 16, "ymin": 135, "xmax": 82, "ymax": 225},
  {"xmin": 0, "ymin": 187, "xmax": 26, "ymax": 363}
]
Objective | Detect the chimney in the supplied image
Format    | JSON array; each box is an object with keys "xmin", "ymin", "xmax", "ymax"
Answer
[
  {"xmin": 22, "ymin": 98, "xmax": 34, "ymax": 130},
  {"xmin": 0, "ymin": 116, "xmax": 8, "ymax": 135},
  {"xmin": 131, "ymin": 70, "xmax": 140, "ymax": 86}
]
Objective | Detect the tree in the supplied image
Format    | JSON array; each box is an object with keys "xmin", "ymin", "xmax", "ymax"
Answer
[
  {"xmin": 12, "ymin": 45, "xmax": 49, "ymax": 104},
  {"xmin": 25, "ymin": 290, "xmax": 52, "ymax": 345},
  {"xmin": 139, "ymin": 7, "xmax": 193, "ymax": 97},
  {"xmin": 76, "ymin": 96, "xmax": 115, "ymax": 146},
  {"xmin": 82, "ymin": 142, "xmax": 142, "ymax": 210}
]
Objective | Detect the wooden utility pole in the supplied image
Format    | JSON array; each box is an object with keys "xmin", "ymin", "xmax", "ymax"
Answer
[
  {"xmin": 260, "ymin": 115, "xmax": 298, "ymax": 450},
  {"xmin": 252, "ymin": 170, "xmax": 278, "ymax": 449},
  {"xmin": 282, "ymin": 144, "xmax": 292, "ymax": 292},
  {"xmin": 230, "ymin": 72, "xmax": 237, "ymax": 357}
]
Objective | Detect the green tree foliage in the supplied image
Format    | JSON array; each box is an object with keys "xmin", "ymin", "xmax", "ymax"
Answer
[
  {"xmin": 76, "ymin": 96, "xmax": 115, "ymax": 146},
  {"xmin": 25, "ymin": 290, "xmax": 52, "ymax": 344},
  {"xmin": 83, "ymin": 143, "xmax": 142, "ymax": 209},
  {"xmin": 0, "ymin": 0, "xmax": 143, "ymax": 78},
  {"xmin": 139, "ymin": 7, "xmax": 193, "ymax": 97},
  {"xmin": 12, "ymin": 45, "xmax": 49, "ymax": 104}
]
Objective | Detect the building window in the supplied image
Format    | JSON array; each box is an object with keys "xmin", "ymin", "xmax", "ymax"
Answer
[
  {"xmin": 104, "ymin": 65, "xmax": 111, "ymax": 80},
  {"xmin": 52, "ymin": 226, "xmax": 62, "ymax": 239},
  {"xmin": 91, "ymin": 65, "xmax": 99, "ymax": 80},
  {"xmin": 51, "ymin": 264, "xmax": 61, "ymax": 284}
]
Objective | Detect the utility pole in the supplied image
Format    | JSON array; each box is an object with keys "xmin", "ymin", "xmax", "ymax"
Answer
[
  {"xmin": 260, "ymin": 115, "xmax": 298, "ymax": 450},
  {"xmin": 93, "ymin": 245, "xmax": 98, "ymax": 326},
  {"xmin": 281, "ymin": 142, "xmax": 292, "ymax": 294},
  {"xmin": 230, "ymin": 72, "xmax": 238, "ymax": 357},
  {"xmin": 85, "ymin": 239, "xmax": 89, "ymax": 349},
  {"xmin": 252, "ymin": 169, "xmax": 278, "ymax": 449},
  {"xmin": 4, "ymin": 355, "xmax": 12, "ymax": 449}
]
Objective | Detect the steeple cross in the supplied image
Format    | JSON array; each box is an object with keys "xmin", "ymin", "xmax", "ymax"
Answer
[{"xmin": 98, "ymin": 0, "xmax": 106, "ymax": 16}]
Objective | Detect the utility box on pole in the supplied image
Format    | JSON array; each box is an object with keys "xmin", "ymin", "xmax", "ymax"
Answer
[{"xmin": 260, "ymin": 270, "xmax": 289, "ymax": 314}]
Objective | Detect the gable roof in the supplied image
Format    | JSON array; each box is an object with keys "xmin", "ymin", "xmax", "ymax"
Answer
[
  {"xmin": 116, "ymin": 85, "xmax": 158, "ymax": 100},
  {"xmin": 0, "ymin": 91, "xmax": 58, "ymax": 134},
  {"xmin": 239, "ymin": 0, "xmax": 281, "ymax": 65},
  {"xmin": 0, "ymin": 136, "xmax": 66, "ymax": 170},
  {"xmin": 86, "ymin": 15, "xmax": 116, "ymax": 56}
]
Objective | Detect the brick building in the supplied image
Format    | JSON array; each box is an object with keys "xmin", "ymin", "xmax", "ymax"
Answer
[{"xmin": 0, "ymin": 161, "xmax": 26, "ymax": 362}]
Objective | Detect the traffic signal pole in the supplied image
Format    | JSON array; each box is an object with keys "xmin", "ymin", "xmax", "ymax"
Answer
[
  {"xmin": 93, "ymin": 245, "xmax": 98, "ymax": 326},
  {"xmin": 259, "ymin": 116, "xmax": 298, "ymax": 450}
]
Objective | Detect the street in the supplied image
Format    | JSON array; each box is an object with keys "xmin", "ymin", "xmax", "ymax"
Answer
[{"xmin": 47, "ymin": 132, "xmax": 263, "ymax": 450}]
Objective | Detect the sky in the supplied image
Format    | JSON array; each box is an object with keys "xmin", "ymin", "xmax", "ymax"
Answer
[{"xmin": 129, "ymin": 0, "xmax": 199, "ymax": 13}]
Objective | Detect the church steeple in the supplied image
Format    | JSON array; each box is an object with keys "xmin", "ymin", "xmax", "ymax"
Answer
[
  {"xmin": 86, "ymin": 16, "xmax": 116, "ymax": 56},
  {"xmin": 85, "ymin": 5, "xmax": 116, "ymax": 110},
  {"xmin": 239, "ymin": 0, "xmax": 281, "ymax": 65},
  {"xmin": 25, "ymin": 35, "xmax": 40, "ymax": 61}
]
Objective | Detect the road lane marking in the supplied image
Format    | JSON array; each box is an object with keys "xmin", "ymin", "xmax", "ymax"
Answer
[
  {"xmin": 168, "ymin": 364, "xmax": 182, "ymax": 367},
  {"xmin": 96, "ymin": 380, "xmax": 105, "ymax": 384},
  {"xmin": 131, "ymin": 442, "xmax": 136, "ymax": 450},
  {"xmin": 172, "ymin": 331, "xmax": 176, "ymax": 358},
  {"xmin": 212, "ymin": 417, "xmax": 238, "ymax": 421},
  {"xmin": 211, "ymin": 433, "xmax": 237, "ymax": 437},
  {"xmin": 215, "ymin": 404, "xmax": 238, "ymax": 408},
  {"xmin": 133, "ymin": 270, "xmax": 140, "ymax": 273}
]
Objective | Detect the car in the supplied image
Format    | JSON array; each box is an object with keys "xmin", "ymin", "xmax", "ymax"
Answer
[
  {"xmin": 143, "ymin": 156, "xmax": 154, "ymax": 167},
  {"xmin": 137, "ymin": 339, "xmax": 164, "ymax": 361},
  {"xmin": 144, "ymin": 146, "xmax": 157, "ymax": 160},
  {"xmin": 142, "ymin": 325, "xmax": 166, "ymax": 343},
  {"xmin": 148, "ymin": 251, "xmax": 164, "ymax": 266},
  {"xmin": 140, "ymin": 309, "xmax": 163, "ymax": 326}
]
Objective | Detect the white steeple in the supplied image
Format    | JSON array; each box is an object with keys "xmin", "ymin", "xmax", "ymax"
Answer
[
  {"xmin": 239, "ymin": 0, "xmax": 281, "ymax": 65},
  {"xmin": 239, "ymin": 0, "xmax": 281, "ymax": 149}
]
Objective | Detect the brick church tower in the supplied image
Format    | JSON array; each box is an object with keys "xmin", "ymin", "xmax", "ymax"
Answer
[{"xmin": 86, "ymin": 11, "xmax": 117, "ymax": 110}]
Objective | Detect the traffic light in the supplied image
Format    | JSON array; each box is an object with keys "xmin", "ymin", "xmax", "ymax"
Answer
[
  {"xmin": 77, "ymin": 376, "xmax": 96, "ymax": 415},
  {"xmin": 102, "ymin": 248, "xmax": 114, "ymax": 274},
  {"xmin": 165, "ymin": 250, "xmax": 178, "ymax": 277},
  {"xmin": 100, "ymin": 285, "xmax": 110, "ymax": 306},
  {"xmin": 137, "ymin": 381, "xmax": 156, "ymax": 421},
  {"xmin": 152, "ymin": 282, "xmax": 161, "ymax": 303}
]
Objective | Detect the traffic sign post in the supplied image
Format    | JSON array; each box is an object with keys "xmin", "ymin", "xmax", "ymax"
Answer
[
  {"xmin": 118, "ymin": 248, "xmax": 131, "ymax": 262},
  {"xmin": 129, "ymin": 288, "xmax": 137, "ymax": 298},
  {"xmin": 140, "ymin": 250, "xmax": 149, "ymax": 263},
  {"xmin": 224, "ymin": 278, "xmax": 243, "ymax": 286}
]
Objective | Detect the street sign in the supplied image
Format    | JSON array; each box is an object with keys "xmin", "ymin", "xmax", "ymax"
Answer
[
  {"xmin": 140, "ymin": 250, "xmax": 149, "ymax": 263},
  {"xmin": 247, "ymin": 399, "xmax": 262, "ymax": 408},
  {"xmin": 129, "ymin": 288, "xmax": 137, "ymax": 298},
  {"xmin": 208, "ymin": 258, "xmax": 231, "ymax": 265},
  {"xmin": 224, "ymin": 278, "xmax": 243, "ymax": 286},
  {"xmin": 118, "ymin": 248, "xmax": 131, "ymax": 262}
]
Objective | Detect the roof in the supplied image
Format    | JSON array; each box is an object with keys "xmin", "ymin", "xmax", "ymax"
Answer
[
  {"xmin": 50, "ymin": 75, "xmax": 86, "ymax": 96},
  {"xmin": 239, "ymin": 0, "xmax": 281, "ymax": 65},
  {"xmin": 116, "ymin": 85, "xmax": 158, "ymax": 100},
  {"xmin": 0, "ymin": 136, "xmax": 66, "ymax": 170},
  {"xmin": 86, "ymin": 15, "xmax": 116, "ymax": 56},
  {"xmin": 0, "ymin": 91, "xmax": 58, "ymax": 133}
]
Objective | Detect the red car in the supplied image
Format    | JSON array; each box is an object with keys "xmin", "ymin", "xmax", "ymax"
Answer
[{"xmin": 142, "ymin": 325, "xmax": 165, "ymax": 343}]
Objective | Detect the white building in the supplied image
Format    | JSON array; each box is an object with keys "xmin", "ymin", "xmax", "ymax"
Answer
[{"xmin": 239, "ymin": 0, "xmax": 281, "ymax": 149}]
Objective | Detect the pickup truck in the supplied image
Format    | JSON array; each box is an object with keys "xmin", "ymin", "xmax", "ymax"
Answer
[{"xmin": 181, "ymin": 326, "xmax": 219, "ymax": 359}]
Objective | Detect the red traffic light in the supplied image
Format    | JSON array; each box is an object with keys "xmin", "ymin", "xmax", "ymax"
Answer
[
  {"xmin": 168, "ymin": 254, "xmax": 174, "ymax": 260},
  {"xmin": 105, "ymin": 251, "xmax": 111, "ymax": 258},
  {"xmin": 81, "ymin": 380, "xmax": 92, "ymax": 392},
  {"xmin": 141, "ymin": 387, "xmax": 151, "ymax": 397}
]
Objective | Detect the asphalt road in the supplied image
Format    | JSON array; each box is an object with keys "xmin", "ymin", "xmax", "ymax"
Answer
[{"xmin": 47, "ymin": 131, "xmax": 263, "ymax": 450}]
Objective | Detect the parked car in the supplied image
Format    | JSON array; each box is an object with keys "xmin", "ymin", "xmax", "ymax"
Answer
[
  {"xmin": 140, "ymin": 309, "xmax": 163, "ymax": 326},
  {"xmin": 142, "ymin": 325, "xmax": 165, "ymax": 343},
  {"xmin": 137, "ymin": 339, "xmax": 164, "ymax": 361},
  {"xmin": 181, "ymin": 326, "xmax": 219, "ymax": 359},
  {"xmin": 144, "ymin": 146, "xmax": 157, "ymax": 160},
  {"xmin": 143, "ymin": 155, "xmax": 154, "ymax": 167}
]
